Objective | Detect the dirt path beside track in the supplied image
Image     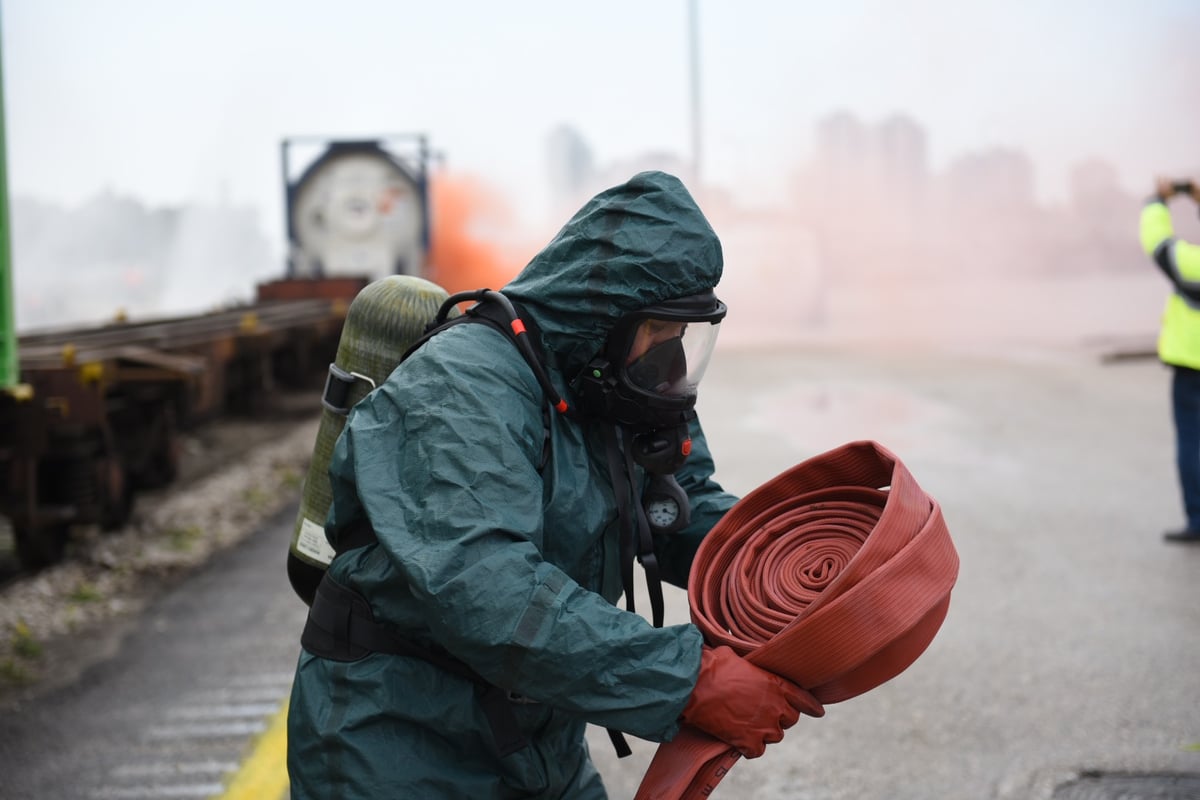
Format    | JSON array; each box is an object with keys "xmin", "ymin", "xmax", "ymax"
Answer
[{"xmin": 0, "ymin": 407, "xmax": 320, "ymax": 711}]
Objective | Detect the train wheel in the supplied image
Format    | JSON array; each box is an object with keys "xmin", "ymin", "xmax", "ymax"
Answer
[
  {"xmin": 98, "ymin": 457, "xmax": 135, "ymax": 532},
  {"xmin": 134, "ymin": 406, "xmax": 180, "ymax": 490},
  {"xmin": 14, "ymin": 523, "xmax": 69, "ymax": 571},
  {"xmin": 150, "ymin": 408, "xmax": 181, "ymax": 486}
]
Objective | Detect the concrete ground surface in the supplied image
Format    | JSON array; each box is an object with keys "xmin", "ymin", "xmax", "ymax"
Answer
[
  {"xmin": 588, "ymin": 342, "xmax": 1200, "ymax": 799},
  {"xmin": 4, "ymin": 340, "xmax": 1199, "ymax": 799}
]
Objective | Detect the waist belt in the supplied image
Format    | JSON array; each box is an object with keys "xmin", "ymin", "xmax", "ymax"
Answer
[
  {"xmin": 301, "ymin": 574, "xmax": 531, "ymax": 757},
  {"xmin": 325, "ymin": 517, "xmax": 635, "ymax": 760},
  {"xmin": 634, "ymin": 440, "xmax": 959, "ymax": 799}
]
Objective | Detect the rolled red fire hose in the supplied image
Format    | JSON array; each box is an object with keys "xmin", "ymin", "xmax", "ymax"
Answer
[{"xmin": 634, "ymin": 440, "xmax": 959, "ymax": 800}]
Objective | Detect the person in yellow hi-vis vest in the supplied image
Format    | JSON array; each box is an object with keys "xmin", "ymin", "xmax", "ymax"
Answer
[{"xmin": 1141, "ymin": 176, "xmax": 1200, "ymax": 543}]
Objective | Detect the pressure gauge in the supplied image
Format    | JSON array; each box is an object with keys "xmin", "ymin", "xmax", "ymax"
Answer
[
  {"xmin": 646, "ymin": 496, "xmax": 680, "ymax": 530},
  {"xmin": 642, "ymin": 474, "xmax": 690, "ymax": 536}
]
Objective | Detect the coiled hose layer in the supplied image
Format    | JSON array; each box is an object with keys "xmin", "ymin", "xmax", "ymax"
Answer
[{"xmin": 635, "ymin": 440, "xmax": 959, "ymax": 799}]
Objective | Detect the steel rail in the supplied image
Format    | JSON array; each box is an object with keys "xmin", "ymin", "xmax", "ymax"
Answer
[{"xmin": 17, "ymin": 299, "xmax": 344, "ymax": 366}]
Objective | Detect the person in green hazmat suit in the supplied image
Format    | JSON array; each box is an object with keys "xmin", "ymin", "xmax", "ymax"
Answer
[{"xmin": 287, "ymin": 171, "xmax": 824, "ymax": 799}]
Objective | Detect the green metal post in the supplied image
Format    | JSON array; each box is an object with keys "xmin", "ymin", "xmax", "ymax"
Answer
[{"xmin": 0, "ymin": 6, "xmax": 17, "ymax": 390}]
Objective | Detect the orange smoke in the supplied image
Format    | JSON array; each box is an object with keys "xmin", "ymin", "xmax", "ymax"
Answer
[{"xmin": 426, "ymin": 173, "xmax": 533, "ymax": 294}]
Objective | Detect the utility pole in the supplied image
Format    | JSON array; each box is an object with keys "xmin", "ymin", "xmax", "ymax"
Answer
[{"xmin": 687, "ymin": 0, "xmax": 702, "ymax": 186}]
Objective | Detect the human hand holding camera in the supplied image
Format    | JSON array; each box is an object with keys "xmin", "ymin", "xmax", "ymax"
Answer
[{"xmin": 1157, "ymin": 177, "xmax": 1200, "ymax": 203}]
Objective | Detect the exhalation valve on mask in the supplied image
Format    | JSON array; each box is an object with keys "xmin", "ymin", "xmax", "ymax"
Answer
[{"xmin": 631, "ymin": 420, "xmax": 693, "ymax": 475}]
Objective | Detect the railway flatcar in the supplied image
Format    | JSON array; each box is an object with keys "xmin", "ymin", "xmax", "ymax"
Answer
[{"xmin": 0, "ymin": 135, "xmax": 436, "ymax": 569}]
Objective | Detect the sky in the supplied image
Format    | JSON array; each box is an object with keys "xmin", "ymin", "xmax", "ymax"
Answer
[
  {"xmin": 6, "ymin": 1, "xmax": 1199, "ymax": 212},
  {"xmin": 2, "ymin": 0, "xmax": 1199, "ymax": 336}
]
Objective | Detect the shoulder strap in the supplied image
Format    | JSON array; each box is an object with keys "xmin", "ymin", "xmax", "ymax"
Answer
[
  {"xmin": 463, "ymin": 301, "xmax": 554, "ymax": 472},
  {"xmin": 335, "ymin": 291, "xmax": 559, "ymax": 563},
  {"xmin": 401, "ymin": 290, "xmax": 564, "ymax": 470},
  {"xmin": 424, "ymin": 289, "xmax": 571, "ymax": 417}
]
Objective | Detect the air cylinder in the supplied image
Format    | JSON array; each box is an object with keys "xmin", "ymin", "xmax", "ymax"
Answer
[{"xmin": 287, "ymin": 274, "xmax": 453, "ymax": 605}]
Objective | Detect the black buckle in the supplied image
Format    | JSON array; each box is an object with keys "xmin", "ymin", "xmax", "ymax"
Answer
[
  {"xmin": 322, "ymin": 363, "xmax": 355, "ymax": 415},
  {"xmin": 322, "ymin": 363, "xmax": 376, "ymax": 415},
  {"xmin": 480, "ymin": 686, "xmax": 530, "ymax": 757}
]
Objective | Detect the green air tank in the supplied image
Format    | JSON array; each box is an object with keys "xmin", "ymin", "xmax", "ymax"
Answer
[{"xmin": 287, "ymin": 274, "xmax": 454, "ymax": 605}]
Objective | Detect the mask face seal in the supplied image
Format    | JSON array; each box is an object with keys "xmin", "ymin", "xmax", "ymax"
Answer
[{"xmin": 573, "ymin": 290, "xmax": 727, "ymax": 434}]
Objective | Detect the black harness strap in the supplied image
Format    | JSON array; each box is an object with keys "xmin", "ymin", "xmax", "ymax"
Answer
[
  {"xmin": 599, "ymin": 424, "xmax": 673, "ymax": 760},
  {"xmin": 623, "ymin": 428, "xmax": 666, "ymax": 629},
  {"xmin": 461, "ymin": 301, "xmax": 554, "ymax": 471},
  {"xmin": 604, "ymin": 426, "xmax": 666, "ymax": 629},
  {"xmin": 606, "ymin": 427, "xmax": 638, "ymax": 619},
  {"xmin": 402, "ymin": 300, "xmax": 554, "ymax": 470},
  {"xmin": 598, "ymin": 429, "xmax": 637, "ymax": 760}
]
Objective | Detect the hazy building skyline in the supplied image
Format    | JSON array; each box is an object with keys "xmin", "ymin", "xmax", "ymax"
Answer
[
  {"xmin": 11, "ymin": 98, "xmax": 1200, "ymax": 342},
  {"xmin": 545, "ymin": 124, "xmax": 595, "ymax": 212}
]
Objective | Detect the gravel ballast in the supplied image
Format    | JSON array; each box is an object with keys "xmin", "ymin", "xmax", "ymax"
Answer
[{"xmin": 0, "ymin": 413, "xmax": 320, "ymax": 710}]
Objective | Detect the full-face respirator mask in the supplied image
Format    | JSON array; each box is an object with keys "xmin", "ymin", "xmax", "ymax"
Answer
[{"xmin": 573, "ymin": 290, "xmax": 726, "ymax": 534}]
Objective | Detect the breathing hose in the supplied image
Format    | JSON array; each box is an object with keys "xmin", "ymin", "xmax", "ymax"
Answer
[{"xmin": 634, "ymin": 440, "xmax": 959, "ymax": 799}]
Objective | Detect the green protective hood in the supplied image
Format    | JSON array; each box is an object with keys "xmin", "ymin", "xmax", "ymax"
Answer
[{"xmin": 504, "ymin": 171, "xmax": 724, "ymax": 379}]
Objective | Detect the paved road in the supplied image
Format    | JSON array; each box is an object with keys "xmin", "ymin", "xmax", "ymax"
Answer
[
  {"xmin": 0, "ymin": 504, "xmax": 308, "ymax": 800},
  {"xmin": 593, "ymin": 344, "xmax": 1200, "ymax": 799},
  {"xmin": 3, "ymin": 344, "xmax": 1198, "ymax": 799}
]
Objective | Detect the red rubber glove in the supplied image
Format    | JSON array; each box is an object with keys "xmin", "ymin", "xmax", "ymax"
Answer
[{"xmin": 680, "ymin": 645, "xmax": 824, "ymax": 758}]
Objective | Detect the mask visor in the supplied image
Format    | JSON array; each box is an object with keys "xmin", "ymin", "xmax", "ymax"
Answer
[{"xmin": 623, "ymin": 318, "xmax": 721, "ymax": 398}]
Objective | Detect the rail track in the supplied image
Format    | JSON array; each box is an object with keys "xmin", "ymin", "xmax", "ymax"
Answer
[
  {"xmin": 0, "ymin": 135, "xmax": 436, "ymax": 573},
  {"xmin": 0, "ymin": 283, "xmax": 361, "ymax": 571},
  {"xmin": 18, "ymin": 298, "xmax": 345, "ymax": 360}
]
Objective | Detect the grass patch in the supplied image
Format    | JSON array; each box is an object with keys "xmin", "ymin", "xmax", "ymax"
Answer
[
  {"xmin": 241, "ymin": 486, "xmax": 272, "ymax": 510},
  {"xmin": 0, "ymin": 658, "xmax": 34, "ymax": 685},
  {"xmin": 11, "ymin": 621, "xmax": 42, "ymax": 659},
  {"xmin": 278, "ymin": 467, "xmax": 303, "ymax": 491},
  {"xmin": 68, "ymin": 581, "xmax": 103, "ymax": 604},
  {"xmin": 166, "ymin": 525, "xmax": 203, "ymax": 551}
]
